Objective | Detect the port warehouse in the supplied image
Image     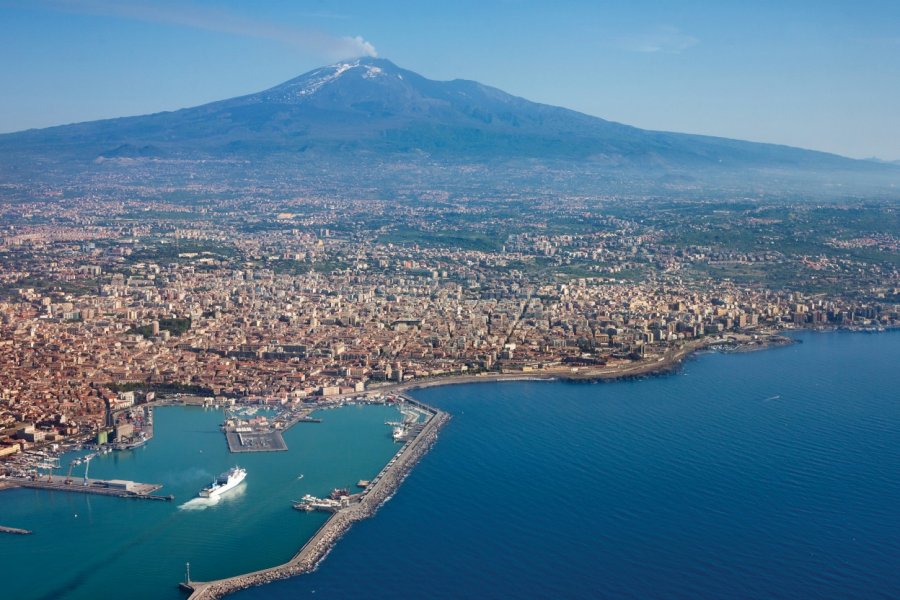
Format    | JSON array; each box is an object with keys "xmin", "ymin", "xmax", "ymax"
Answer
[{"xmin": 102, "ymin": 479, "xmax": 141, "ymax": 492}]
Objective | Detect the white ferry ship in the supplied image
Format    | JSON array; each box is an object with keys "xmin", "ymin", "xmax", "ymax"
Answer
[{"xmin": 199, "ymin": 466, "xmax": 246, "ymax": 498}]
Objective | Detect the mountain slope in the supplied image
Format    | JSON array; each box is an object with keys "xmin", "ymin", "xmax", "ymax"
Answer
[{"xmin": 0, "ymin": 57, "xmax": 896, "ymax": 180}]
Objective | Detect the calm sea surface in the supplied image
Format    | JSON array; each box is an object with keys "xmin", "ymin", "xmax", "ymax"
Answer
[
  {"xmin": 232, "ymin": 331, "xmax": 900, "ymax": 600},
  {"xmin": 0, "ymin": 404, "xmax": 400, "ymax": 599}
]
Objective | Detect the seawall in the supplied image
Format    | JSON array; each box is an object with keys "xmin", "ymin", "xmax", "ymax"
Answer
[{"xmin": 184, "ymin": 406, "xmax": 450, "ymax": 599}]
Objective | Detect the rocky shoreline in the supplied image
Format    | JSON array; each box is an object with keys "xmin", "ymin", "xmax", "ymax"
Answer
[{"xmin": 391, "ymin": 332, "xmax": 795, "ymax": 391}]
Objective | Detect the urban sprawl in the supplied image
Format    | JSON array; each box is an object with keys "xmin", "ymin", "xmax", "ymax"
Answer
[{"xmin": 1, "ymin": 190, "xmax": 897, "ymax": 456}]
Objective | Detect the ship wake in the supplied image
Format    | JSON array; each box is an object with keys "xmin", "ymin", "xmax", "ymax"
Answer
[{"xmin": 178, "ymin": 483, "xmax": 246, "ymax": 510}]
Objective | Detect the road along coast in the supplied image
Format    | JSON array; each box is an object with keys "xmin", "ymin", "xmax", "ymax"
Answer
[
  {"xmin": 391, "ymin": 332, "xmax": 794, "ymax": 392},
  {"xmin": 182, "ymin": 404, "xmax": 450, "ymax": 599}
]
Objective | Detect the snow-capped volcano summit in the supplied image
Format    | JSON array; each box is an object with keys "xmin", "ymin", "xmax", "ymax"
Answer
[
  {"xmin": 211, "ymin": 56, "xmax": 635, "ymax": 141},
  {"xmin": 247, "ymin": 57, "xmax": 446, "ymax": 115},
  {"xmin": 261, "ymin": 58, "xmax": 396, "ymax": 102}
]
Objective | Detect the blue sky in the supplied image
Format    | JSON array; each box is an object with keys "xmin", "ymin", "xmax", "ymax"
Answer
[{"xmin": 1, "ymin": 0, "xmax": 899, "ymax": 159}]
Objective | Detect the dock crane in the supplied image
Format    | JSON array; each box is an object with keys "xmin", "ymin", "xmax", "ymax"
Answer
[
  {"xmin": 82, "ymin": 452, "xmax": 98, "ymax": 486},
  {"xmin": 35, "ymin": 459, "xmax": 59, "ymax": 482},
  {"xmin": 65, "ymin": 458, "xmax": 81, "ymax": 485}
]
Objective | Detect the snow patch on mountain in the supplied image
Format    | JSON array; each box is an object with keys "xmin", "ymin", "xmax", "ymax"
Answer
[
  {"xmin": 294, "ymin": 62, "xmax": 357, "ymax": 97},
  {"xmin": 362, "ymin": 66, "xmax": 383, "ymax": 79},
  {"xmin": 278, "ymin": 61, "xmax": 388, "ymax": 99}
]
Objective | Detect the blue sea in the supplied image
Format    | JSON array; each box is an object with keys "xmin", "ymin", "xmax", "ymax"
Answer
[{"xmin": 234, "ymin": 331, "xmax": 900, "ymax": 600}]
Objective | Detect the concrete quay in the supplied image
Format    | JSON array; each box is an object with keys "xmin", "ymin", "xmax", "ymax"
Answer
[
  {"xmin": 183, "ymin": 404, "xmax": 450, "ymax": 599},
  {"xmin": 225, "ymin": 430, "xmax": 288, "ymax": 453},
  {"xmin": 221, "ymin": 406, "xmax": 322, "ymax": 454},
  {"xmin": 4, "ymin": 476, "xmax": 172, "ymax": 501}
]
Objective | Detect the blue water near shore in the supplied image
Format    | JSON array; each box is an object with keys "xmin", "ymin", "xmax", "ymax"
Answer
[
  {"xmin": 0, "ymin": 404, "xmax": 399, "ymax": 599},
  {"xmin": 234, "ymin": 330, "xmax": 900, "ymax": 600}
]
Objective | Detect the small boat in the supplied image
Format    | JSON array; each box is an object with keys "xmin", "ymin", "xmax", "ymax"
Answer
[
  {"xmin": 392, "ymin": 425, "xmax": 408, "ymax": 441},
  {"xmin": 292, "ymin": 496, "xmax": 315, "ymax": 511},
  {"xmin": 292, "ymin": 493, "xmax": 342, "ymax": 512},
  {"xmin": 292, "ymin": 494, "xmax": 343, "ymax": 513}
]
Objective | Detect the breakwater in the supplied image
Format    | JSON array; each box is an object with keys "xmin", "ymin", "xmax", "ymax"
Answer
[
  {"xmin": 184, "ymin": 405, "xmax": 450, "ymax": 599},
  {"xmin": 0, "ymin": 525, "xmax": 32, "ymax": 535}
]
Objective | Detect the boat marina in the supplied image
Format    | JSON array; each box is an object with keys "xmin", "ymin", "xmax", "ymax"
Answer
[
  {"xmin": 221, "ymin": 393, "xmax": 423, "ymax": 453},
  {"xmin": 385, "ymin": 403, "xmax": 428, "ymax": 442}
]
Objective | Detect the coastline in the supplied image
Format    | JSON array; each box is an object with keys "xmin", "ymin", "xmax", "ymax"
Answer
[
  {"xmin": 214, "ymin": 324, "xmax": 900, "ymax": 600},
  {"xmin": 5, "ymin": 327, "xmax": 886, "ymax": 597},
  {"xmin": 177, "ymin": 330, "xmax": 796, "ymax": 598},
  {"xmin": 0, "ymin": 329, "xmax": 800, "ymax": 598},
  {"xmin": 391, "ymin": 331, "xmax": 795, "ymax": 392}
]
